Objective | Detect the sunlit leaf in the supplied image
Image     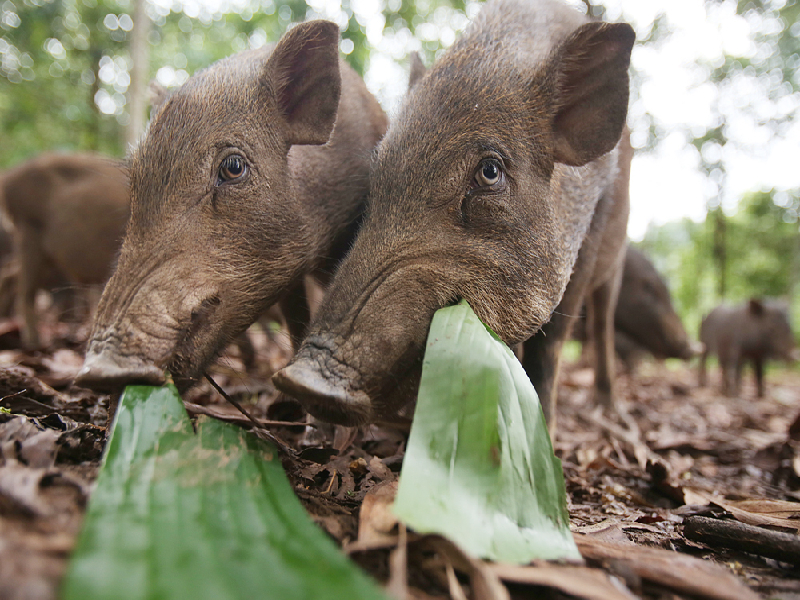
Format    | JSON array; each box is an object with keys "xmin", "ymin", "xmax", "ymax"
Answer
[
  {"xmin": 62, "ymin": 385, "xmax": 386, "ymax": 600},
  {"xmin": 394, "ymin": 301, "xmax": 580, "ymax": 563}
]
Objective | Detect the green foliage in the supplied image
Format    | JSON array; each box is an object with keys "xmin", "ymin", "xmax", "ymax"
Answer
[
  {"xmin": 728, "ymin": 191, "xmax": 798, "ymax": 296},
  {"xmin": 0, "ymin": 0, "xmax": 128, "ymax": 165},
  {"xmin": 1, "ymin": 0, "xmax": 472, "ymax": 167},
  {"xmin": 735, "ymin": 0, "xmax": 800, "ymax": 94}
]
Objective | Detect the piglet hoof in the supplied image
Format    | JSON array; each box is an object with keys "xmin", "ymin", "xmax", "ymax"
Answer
[{"xmin": 273, "ymin": 361, "xmax": 372, "ymax": 427}]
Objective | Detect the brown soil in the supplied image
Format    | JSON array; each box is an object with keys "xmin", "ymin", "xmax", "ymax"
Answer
[{"xmin": 1, "ymin": 317, "xmax": 798, "ymax": 600}]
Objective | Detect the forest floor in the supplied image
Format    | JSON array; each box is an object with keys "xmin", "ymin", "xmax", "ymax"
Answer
[{"xmin": 1, "ymin": 311, "xmax": 799, "ymax": 600}]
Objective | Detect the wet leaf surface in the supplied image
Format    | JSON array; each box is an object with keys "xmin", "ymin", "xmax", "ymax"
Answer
[
  {"xmin": 395, "ymin": 302, "xmax": 579, "ymax": 563},
  {"xmin": 62, "ymin": 385, "xmax": 386, "ymax": 600}
]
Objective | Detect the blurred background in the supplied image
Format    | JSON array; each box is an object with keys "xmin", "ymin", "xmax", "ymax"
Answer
[{"xmin": 0, "ymin": 0, "xmax": 798, "ymax": 339}]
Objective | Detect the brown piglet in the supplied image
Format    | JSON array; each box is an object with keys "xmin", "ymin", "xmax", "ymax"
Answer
[
  {"xmin": 614, "ymin": 245, "xmax": 698, "ymax": 366},
  {"xmin": 76, "ymin": 21, "xmax": 387, "ymax": 390},
  {"xmin": 699, "ymin": 298, "xmax": 797, "ymax": 398},
  {"xmin": 0, "ymin": 153, "xmax": 130, "ymax": 348},
  {"xmin": 274, "ymin": 0, "xmax": 635, "ymax": 432}
]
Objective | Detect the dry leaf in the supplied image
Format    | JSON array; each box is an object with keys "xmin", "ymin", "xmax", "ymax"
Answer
[
  {"xmin": 712, "ymin": 498, "xmax": 800, "ymax": 533},
  {"xmin": 429, "ymin": 538, "xmax": 510, "ymax": 600},
  {"xmin": 491, "ymin": 563, "xmax": 636, "ymax": 600},
  {"xmin": 359, "ymin": 481, "xmax": 400, "ymax": 543},
  {"xmin": 575, "ymin": 535, "xmax": 759, "ymax": 600}
]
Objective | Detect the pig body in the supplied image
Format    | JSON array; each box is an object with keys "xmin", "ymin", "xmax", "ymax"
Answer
[
  {"xmin": 574, "ymin": 245, "xmax": 696, "ymax": 372},
  {"xmin": 0, "ymin": 153, "xmax": 130, "ymax": 347},
  {"xmin": 699, "ymin": 299, "xmax": 796, "ymax": 397},
  {"xmin": 274, "ymin": 0, "xmax": 635, "ymax": 430},
  {"xmin": 615, "ymin": 246, "xmax": 695, "ymax": 361},
  {"xmin": 77, "ymin": 22, "xmax": 387, "ymax": 390},
  {"xmin": 0, "ymin": 217, "xmax": 15, "ymax": 317},
  {"xmin": 611, "ymin": 245, "xmax": 696, "ymax": 370}
]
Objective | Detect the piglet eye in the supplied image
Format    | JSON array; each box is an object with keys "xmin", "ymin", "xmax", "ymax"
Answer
[
  {"xmin": 474, "ymin": 159, "xmax": 502, "ymax": 187},
  {"xmin": 218, "ymin": 155, "xmax": 247, "ymax": 184}
]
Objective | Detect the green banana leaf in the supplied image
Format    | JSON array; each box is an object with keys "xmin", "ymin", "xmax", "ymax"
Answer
[
  {"xmin": 394, "ymin": 301, "xmax": 580, "ymax": 563},
  {"xmin": 62, "ymin": 385, "xmax": 386, "ymax": 600}
]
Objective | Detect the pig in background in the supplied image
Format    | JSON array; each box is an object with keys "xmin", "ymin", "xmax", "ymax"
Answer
[
  {"xmin": 614, "ymin": 245, "xmax": 699, "ymax": 370},
  {"xmin": 575, "ymin": 245, "xmax": 699, "ymax": 373},
  {"xmin": 699, "ymin": 298, "xmax": 798, "ymax": 398},
  {"xmin": 77, "ymin": 21, "xmax": 388, "ymax": 391},
  {"xmin": 0, "ymin": 152, "xmax": 130, "ymax": 348},
  {"xmin": 274, "ymin": 0, "xmax": 635, "ymax": 433},
  {"xmin": 0, "ymin": 216, "xmax": 16, "ymax": 317}
]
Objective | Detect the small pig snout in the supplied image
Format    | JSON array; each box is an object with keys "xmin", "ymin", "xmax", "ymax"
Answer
[
  {"xmin": 75, "ymin": 350, "xmax": 166, "ymax": 391},
  {"xmin": 273, "ymin": 358, "xmax": 373, "ymax": 426}
]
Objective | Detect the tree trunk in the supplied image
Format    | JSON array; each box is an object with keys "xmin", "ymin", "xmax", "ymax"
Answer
[
  {"xmin": 127, "ymin": 0, "xmax": 150, "ymax": 148},
  {"xmin": 89, "ymin": 47, "xmax": 102, "ymax": 151},
  {"xmin": 712, "ymin": 207, "xmax": 727, "ymax": 299}
]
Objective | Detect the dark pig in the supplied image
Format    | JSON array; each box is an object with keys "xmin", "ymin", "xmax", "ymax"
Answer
[
  {"xmin": 575, "ymin": 245, "xmax": 698, "ymax": 371},
  {"xmin": 612, "ymin": 330, "xmax": 648, "ymax": 372},
  {"xmin": 699, "ymin": 298, "xmax": 797, "ymax": 397},
  {"xmin": 614, "ymin": 246, "xmax": 697, "ymax": 362},
  {"xmin": 0, "ymin": 216, "xmax": 15, "ymax": 317},
  {"xmin": 274, "ymin": 0, "xmax": 635, "ymax": 430},
  {"xmin": 0, "ymin": 153, "xmax": 130, "ymax": 347},
  {"xmin": 0, "ymin": 215, "xmax": 12, "ymax": 260},
  {"xmin": 76, "ymin": 21, "xmax": 388, "ymax": 390}
]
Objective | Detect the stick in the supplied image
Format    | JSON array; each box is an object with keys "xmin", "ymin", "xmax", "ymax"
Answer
[
  {"xmin": 683, "ymin": 515, "xmax": 800, "ymax": 565},
  {"xmin": 204, "ymin": 373, "xmax": 295, "ymax": 457}
]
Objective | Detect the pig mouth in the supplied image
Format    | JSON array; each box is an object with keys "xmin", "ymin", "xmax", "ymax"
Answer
[
  {"xmin": 274, "ymin": 336, "xmax": 375, "ymax": 426},
  {"xmin": 75, "ymin": 349, "xmax": 167, "ymax": 391},
  {"xmin": 275, "ymin": 291, "xmax": 461, "ymax": 425},
  {"xmin": 167, "ymin": 295, "xmax": 224, "ymax": 388},
  {"xmin": 274, "ymin": 334, "xmax": 427, "ymax": 426}
]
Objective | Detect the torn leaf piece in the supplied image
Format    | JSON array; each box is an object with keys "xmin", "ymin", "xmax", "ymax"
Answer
[
  {"xmin": 62, "ymin": 385, "xmax": 386, "ymax": 600},
  {"xmin": 394, "ymin": 301, "xmax": 580, "ymax": 563}
]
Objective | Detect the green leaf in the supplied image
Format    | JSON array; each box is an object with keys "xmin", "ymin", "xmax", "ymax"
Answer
[
  {"xmin": 394, "ymin": 301, "xmax": 580, "ymax": 563},
  {"xmin": 62, "ymin": 385, "xmax": 387, "ymax": 600}
]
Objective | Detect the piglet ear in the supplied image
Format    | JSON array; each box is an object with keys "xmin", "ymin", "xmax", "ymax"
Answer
[
  {"xmin": 266, "ymin": 20, "xmax": 342, "ymax": 146},
  {"xmin": 551, "ymin": 22, "xmax": 635, "ymax": 166}
]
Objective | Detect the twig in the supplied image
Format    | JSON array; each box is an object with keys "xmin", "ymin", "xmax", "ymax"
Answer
[
  {"xmin": 204, "ymin": 373, "xmax": 296, "ymax": 457},
  {"xmin": 183, "ymin": 401, "xmax": 310, "ymax": 428},
  {"xmin": 683, "ymin": 515, "xmax": 800, "ymax": 566},
  {"xmin": 0, "ymin": 388, "xmax": 28, "ymax": 402},
  {"xmin": 387, "ymin": 524, "xmax": 410, "ymax": 600}
]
